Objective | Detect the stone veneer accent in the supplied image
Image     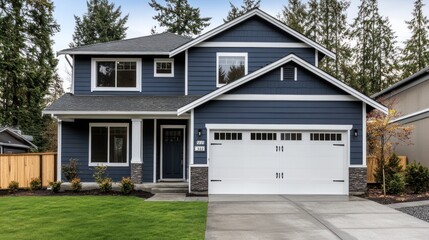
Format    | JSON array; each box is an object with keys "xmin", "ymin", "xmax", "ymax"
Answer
[
  {"xmin": 131, "ymin": 163, "xmax": 143, "ymax": 184},
  {"xmin": 349, "ymin": 167, "xmax": 367, "ymax": 194},
  {"xmin": 190, "ymin": 166, "xmax": 208, "ymax": 192}
]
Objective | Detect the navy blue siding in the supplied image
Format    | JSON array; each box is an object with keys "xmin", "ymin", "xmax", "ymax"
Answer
[
  {"xmin": 208, "ymin": 16, "xmax": 301, "ymax": 42},
  {"xmin": 74, "ymin": 54, "xmax": 185, "ymax": 95},
  {"xmin": 143, "ymin": 119, "xmax": 154, "ymax": 182},
  {"xmin": 61, "ymin": 120, "xmax": 132, "ymax": 182},
  {"xmin": 188, "ymin": 48, "xmax": 316, "ymax": 95},
  {"xmin": 194, "ymin": 101, "xmax": 363, "ymax": 165},
  {"xmin": 229, "ymin": 63, "xmax": 346, "ymax": 95}
]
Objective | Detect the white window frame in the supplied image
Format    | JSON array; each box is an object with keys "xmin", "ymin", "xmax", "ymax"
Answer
[
  {"xmin": 91, "ymin": 58, "xmax": 142, "ymax": 92},
  {"xmin": 154, "ymin": 58, "xmax": 174, "ymax": 77},
  {"xmin": 89, "ymin": 123, "xmax": 129, "ymax": 167},
  {"xmin": 216, "ymin": 52, "xmax": 248, "ymax": 87}
]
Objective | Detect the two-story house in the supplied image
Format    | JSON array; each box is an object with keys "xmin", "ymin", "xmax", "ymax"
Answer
[{"xmin": 44, "ymin": 9, "xmax": 387, "ymax": 195}]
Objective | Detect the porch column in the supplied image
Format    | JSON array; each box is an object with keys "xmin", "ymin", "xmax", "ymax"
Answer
[{"xmin": 131, "ymin": 119, "xmax": 143, "ymax": 184}]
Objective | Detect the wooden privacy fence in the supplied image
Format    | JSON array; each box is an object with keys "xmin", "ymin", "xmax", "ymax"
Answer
[
  {"xmin": 367, "ymin": 156, "xmax": 407, "ymax": 183},
  {"xmin": 0, "ymin": 153, "xmax": 57, "ymax": 189}
]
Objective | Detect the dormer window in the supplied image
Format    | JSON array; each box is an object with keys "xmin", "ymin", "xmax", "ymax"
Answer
[
  {"xmin": 217, "ymin": 52, "xmax": 248, "ymax": 87},
  {"xmin": 91, "ymin": 58, "xmax": 141, "ymax": 92},
  {"xmin": 154, "ymin": 58, "xmax": 174, "ymax": 77}
]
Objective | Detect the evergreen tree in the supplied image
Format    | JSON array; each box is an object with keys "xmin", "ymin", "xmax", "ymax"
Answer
[
  {"xmin": 278, "ymin": 0, "xmax": 307, "ymax": 34},
  {"xmin": 70, "ymin": 0, "xmax": 128, "ymax": 48},
  {"xmin": 305, "ymin": 0, "xmax": 320, "ymax": 42},
  {"xmin": 0, "ymin": 0, "xmax": 60, "ymax": 151},
  {"xmin": 350, "ymin": 0, "xmax": 399, "ymax": 95},
  {"xmin": 149, "ymin": 0, "xmax": 211, "ymax": 36},
  {"xmin": 224, "ymin": 0, "xmax": 260, "ymax": 23},
  {"xmin": 401, "ymin": 0, "xmax": 429, "ymax": 78}
]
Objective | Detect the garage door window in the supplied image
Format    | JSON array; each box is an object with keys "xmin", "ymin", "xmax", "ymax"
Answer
[
  {"xmin": 250, "ymin": 132, "xmax": 277, "ymax": 140},
  {"xmin": 310, "ymin": 133, "xmax": 342, "ymax": 141},
  {"xmin": 280, "ymin": 133, "xmax": 302, "ymax": 141},
  {"xmin": 214, "ymin": 132, "xmax": 242, "ymax": 140}
]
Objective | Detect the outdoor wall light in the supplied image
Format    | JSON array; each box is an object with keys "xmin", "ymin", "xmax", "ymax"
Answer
[
  {"xmin": 354, "ymin": 129, "xmax": 358, "ymax": 137},
  {"xmin": 198, "ymin": 129, "xmax": 202, "ymax": 137}
]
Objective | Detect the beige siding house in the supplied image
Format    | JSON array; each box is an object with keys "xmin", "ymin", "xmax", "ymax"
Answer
[{"xmin": 373, "ymin": 67, "xmax": 429, "ymax": 166}]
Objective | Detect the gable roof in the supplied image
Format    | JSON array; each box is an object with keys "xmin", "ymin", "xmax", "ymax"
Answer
[
  {"xmin": 0, "ymin": 128, "xmax": 37, "ymax": 149},
  {"xmin": 58, "ymin": 32, "xmax": 193, "ymax": 56},
  {"xmin": 372, "ymin": 66, "xmax": 429, "ymax": 98},
  {"xmin": 177, "ymin": 54, "xmax": 388, "ymax": 115},
  {"xmin": 170, "ymin": 9, "xmax": 335, "ymax": 59}
]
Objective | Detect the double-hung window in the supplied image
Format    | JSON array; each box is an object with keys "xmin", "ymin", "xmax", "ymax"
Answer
[
  {"xmin": 89, "ymin": 123, "xmax": 129, "ymax": 166},
  {"xmin": 216, "ymin": 52, "xmax": 248, "ymax": 87},
  {"xmin": 91, "ymin": 58, "xmax": 141, "ymax": 91},
  {"xmin": 154, "ymin": 58, "xmax": 174, "ymax": 77}
]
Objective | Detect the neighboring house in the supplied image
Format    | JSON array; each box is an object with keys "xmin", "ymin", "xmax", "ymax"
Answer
[
  {"xmin": 0, "ymin": 127, "xmax": 37, "ymax": 154},
  {"xmin": 44, "ymin": 9, "xmax": 387, "ymax": 195},
  {"xmin": 373, "ymin": 67, "xmax": 429, "ymax": 167}
]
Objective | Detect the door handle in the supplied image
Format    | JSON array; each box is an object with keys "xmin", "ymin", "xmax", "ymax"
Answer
[
  {"xmin": 281, "ymin": 146, "xmax": 284, "ymax": 152},
  {"xmin": 276, "ymin": 172, "xmax": 278, "ymax": 179},
  {"xmin": 276, "ymin": 146, "xmax": 278, "ymax": 152},
  {"xmin": 282, "ymin": 172, "xmax": 284, "ymax": 179}
]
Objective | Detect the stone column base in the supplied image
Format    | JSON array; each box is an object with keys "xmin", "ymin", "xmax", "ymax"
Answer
[
  {"xmin": 131, "ymin": 163, "xmax": 143, "ymax": 184},
  {"xmin": 349, "ymin": 167, "xmax": 367, "ymax": 195},
  {"xmin": 190, "ymin": 166, "xmax": 208, "ymax": 193}
]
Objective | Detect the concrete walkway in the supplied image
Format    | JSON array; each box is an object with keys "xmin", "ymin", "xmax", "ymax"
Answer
[{"xmin": 206, "ymin": 195, "xmax": 429, "ymax": 240}]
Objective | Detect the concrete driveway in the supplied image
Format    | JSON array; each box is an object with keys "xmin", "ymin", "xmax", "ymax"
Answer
[{"xmin": 206, "ymin": 195, "xmax": 429, "ymax": 240}]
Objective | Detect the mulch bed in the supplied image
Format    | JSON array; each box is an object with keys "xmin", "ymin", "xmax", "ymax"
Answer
[
  {"xmin": 0, "ymin": 189, "xmax": 154, "ymax": 199},
  {"xmin": 362, "ymin": 188, "xmax": 429, "ymax": 204}
]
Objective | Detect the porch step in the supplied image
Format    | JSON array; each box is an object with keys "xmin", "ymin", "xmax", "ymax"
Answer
[
  {"xmin": 143, "ymin": 182, "xmax": 188, "ymax": 189},
  {"xmin": 151, "ymin": 187, "xmax": 188, "ymax": 194}
]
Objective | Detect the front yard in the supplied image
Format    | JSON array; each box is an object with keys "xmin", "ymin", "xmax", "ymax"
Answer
[{"xmin": 0, "ymin": 196, "xmax": 207, "ymax": 240}]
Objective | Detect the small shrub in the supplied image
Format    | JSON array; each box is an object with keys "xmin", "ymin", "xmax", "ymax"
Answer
[
  {"xmin": 386, "ymin": 173, "xmax": 405, "ymax": 194},
  {"xmin": 99, "ymin": 178, "xmax": 112, "ymax": 193},
  {"xmin": 93, "ymin": 165, "xmax": 108, "ymax": 184},
  {"xmin": 405, "ymin": 162, "xmax": 429, "ymax": 193},
  {"xmin": 120, "ymin": 177, "xmax": 135, "ymax": 195},
  {"xmin": 49, "ymin": 181, "xmax": 62, "ymax": 193},
  {"xmin": 29, "ymin": 177, "xmax": 42, "ymax": 191},
  {"xmin": 8, "ymin": 181, "xmax": 19, "ymax": 194},
  {"xmin": 62, "ymin": 158, "xmax": 79, "ymax": 182},
  {"xmin": 375, "ymin": 153, "xmax": 403, "ymax": 184},
  {"xmin": 71, "ymin": 178, "xmax": 82, "ymax": 193}
]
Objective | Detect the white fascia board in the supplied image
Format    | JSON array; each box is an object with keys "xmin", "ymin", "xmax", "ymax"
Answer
[
  {"xmin": 169, "ymin": 9, "xmax": 335, "ymax": 59},
  {"xmin": 58, "ymin": 51, "xmax": 170, "ymax": 56},
  {"xmin": 215, "ymin": 94, "xmax": 358, "ymax": 101},
  {"xmin": 177, "ymin": 54, "xmax": 388, "ymax": 115},
  {"xmin": 205, "ymin": 124, "xmax": 353, "ymax": 131},
  {"xmin": 42, "ymin": 111, "xmax": 179, "ymax": 115},
  {"xmin": 390, "ymin": 107, "xmax": 429, "ymax": 124},
  {"xmin": 196, "ymin": 42, "xmax": 310, "ymax": 48}
]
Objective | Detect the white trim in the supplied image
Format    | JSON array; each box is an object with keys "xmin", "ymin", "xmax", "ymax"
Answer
[
  {"xmin": 216, "ymin": 52, "xmax": 248, "ymax": 87},
  {"xmin": 185, "ymin": 50, "xmax": 188, "ymax": 95},
  {"xmin": 362, "ymin": 103, "xmax": 367, "ymax": 166},
  {"xmin": 189, "ymin": 164, "xmax": 209, "ymax": 167},
  {"xmin": 0, "ymin": 128, "xmax": 38, "ymax": 149},
  {"xmin": 215, "ymin": 94, "xmax": 358, "ymax": 101},
  {"xmin": 91, "ymin": 58, "xmax": 142, "ymax": 92},
  {"xmin": 177, "ymin": 54, "xmax": 387, "ymax": 115},
  {"xmin": 294, "ymin": 67, "xmax": 297, "ymax": 81},
  {"xmin": 205, "ymin": 124, "xmax": 353, "ymax": 131},
  {"xmin": 153, "ymin": 119, "xmax": 157, "ymax": 183},
  {"xmin": 160, "ymin": 125, "xmax": 187, "ymax": 180},
  {"xmin": 57, "ymin": 120, "xmax": 62, "ymax": 181},
  {"xmin": 315, "ymin": 50, "xmax": 318, "ymax": 67},
  {"xmin": 196, "ymin": 42, "xmax": 310, "ymax": 48},
  {"xmin": 88, "ymin": 123, "xmax": 130, "ymax": 167},
  {"xmin": 154, "ymin": 58, "xmax": 174, "ymax": 77},
  {"xmin": 59, "ymin": 51, "xmax": 170, "ymax": 55},
  {"xmin": 71, "ymin": 55, "xmax": 75, "ymax": 94},
  {"xmin": 349, "ymin": 165, "xmax": 368, "ymax": 168},
  {"xmin": 43, "ymin": 111, "xmax": 181, "ymax": 115},
  {"xmin": 280, "ymin": 67, "xmax": 283, "ymax": 81},
  {"xmin": 391, "ymin": 107, "xmax": 429, "ymax": 124},
  {"xmin": 131, "ymin": 119, "xmax": 143, "ymax": 164},
  {"xmin": 169, "ymin": 9, "xmax": 335, "ymax": 59},
  {"xmin": 190, "ymin": 110, "xmax": 194, "ymax": 165}
]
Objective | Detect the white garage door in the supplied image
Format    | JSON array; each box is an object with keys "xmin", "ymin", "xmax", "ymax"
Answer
[{"xmin": 209, "ymin": 130, "xmax": 348, "ymax": 195}]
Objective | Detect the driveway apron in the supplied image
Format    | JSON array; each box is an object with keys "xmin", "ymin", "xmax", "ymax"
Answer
[{"xmin": 205, "ymin": 195, "xmax": 429, "ymax": 240}]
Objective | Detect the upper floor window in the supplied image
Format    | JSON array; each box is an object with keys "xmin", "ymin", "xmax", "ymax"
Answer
[
  {"xmin": 154, "ymin": 58, "xmax": 174, "ymax": 77},
  {"xmin": 91, "ymin": 58, "xmax": 141, "ymax": 92},
  {"xmin": 216, "ymin": 52, "xmax": 248, "ymax": 87}
]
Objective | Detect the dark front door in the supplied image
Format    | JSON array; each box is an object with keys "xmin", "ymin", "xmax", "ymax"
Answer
[{"xmin": 162, "ymin": 128, "xmax": 184, "ymax": 179}]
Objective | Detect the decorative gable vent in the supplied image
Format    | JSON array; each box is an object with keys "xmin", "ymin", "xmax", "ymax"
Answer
[{"xmin": 280, "ymin": 66, "xmax": 297, "ymax": 81}]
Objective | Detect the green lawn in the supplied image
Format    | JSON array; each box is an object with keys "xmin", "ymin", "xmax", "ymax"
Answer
[{"xmin": 0, "ymin": 196, "xmax": 207, "ymax": 240}]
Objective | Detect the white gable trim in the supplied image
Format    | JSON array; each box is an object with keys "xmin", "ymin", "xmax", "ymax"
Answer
[
  {"xmin": 196, "ymin": 42, "xmax": 311, "ymax": 48},
  {"xmin": 177, "ymin": 54, "xmax": 387, "ymax": 115},
  {"xmin": 0, "ymin": 128, "xmax": 38, "ymax": 149},
  {"xmin": 169, "ymin": 9, "xmax": 335, "ymax": 59},
  {"xmin": 215, "ymin": 94, "xmax": 358, "ymax": 101}
]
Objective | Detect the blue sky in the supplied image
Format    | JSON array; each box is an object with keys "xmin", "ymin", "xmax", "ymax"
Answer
[{"xmin": 52, "ymin": 0, "xmax": 426, "ymax": 88}]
